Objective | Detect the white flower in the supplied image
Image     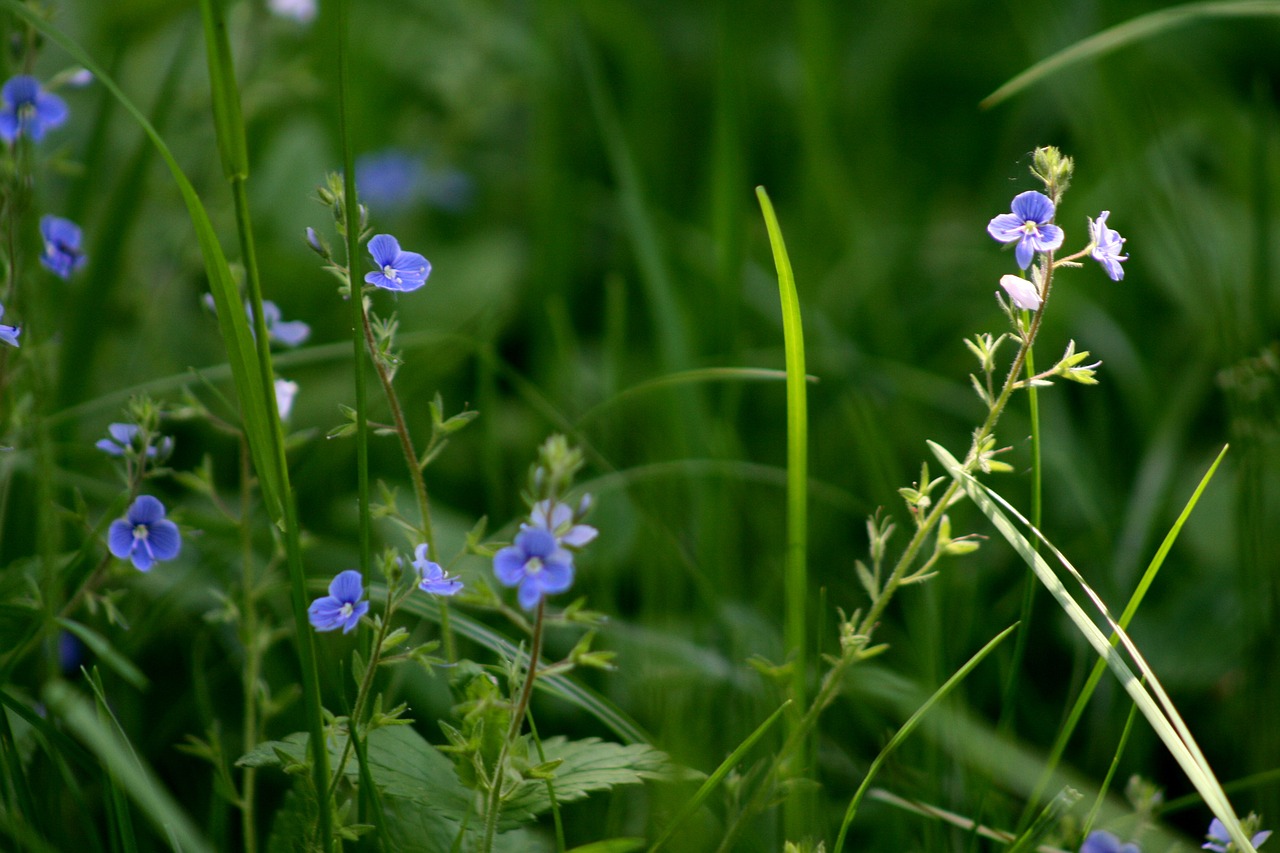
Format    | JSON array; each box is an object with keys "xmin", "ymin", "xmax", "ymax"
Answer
[
  {"xmin": 999, "ymin": 274, "xmax": 1042, "ymax": 311},
  {"xmin": 268, "ymin": 0, "xmax": 317, "ymax": 25},
  {"xmin": 275, "ymin": 379, "xmax": 299, "ymax": 421}
]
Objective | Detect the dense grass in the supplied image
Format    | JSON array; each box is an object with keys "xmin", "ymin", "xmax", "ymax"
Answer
[{"xmin": 1, "ymin": 0, "xmax": 1279, "ymax": 850}]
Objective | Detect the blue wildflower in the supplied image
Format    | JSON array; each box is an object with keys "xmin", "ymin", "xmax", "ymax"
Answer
[
  {"xmin": 39, "ymin": 216, "xmax": 87, "ymax": 279},
  {"xmin": 96, "ymin": 423, "xmax": 173, "ymax": 458},
  {"xmin": 528, "ymin": 498, "xmax": 598, "ymax": 548},
  {"xmin": 987, "ymin": 190, "xmax": 1065, "ymax": 270},
  {"xmin": 356, "ymin": 149, "xmax": 474, "ymax": 213},
  {"xmin": 1089, "ymin": 211, "xmax": 1128, "ymax": 282},
  {"xmin": 0, "ymin": 76, "xmax": 67, "ymax": 143},
  {"xmin": 1203, "ymin": 817, "xmax": 1271, "ymax": 852},
  {"xmin": 260, "ymin": 300, "xmax": 310, "ymax": 347},
  {"xmin": 307, "ymin": 570, "xmax": 370, "ymax": 634},
  {"xmin": 412, "ymin": 544, "xmax": 463, "ymax": 596},
  {"xmin": 364, "ymin": 234, "xmax": 430, "ymax": 292},
  {"xmin": 1080, "ymin": 830, "xmax": 1141, "ymax": 853},
  {"xmin": 0, "ymin": 303, "xmax": 19, "ymax": 348},
  {"xmin": 494, "ymin": 527, "xmax": 574, "ymax": 610},
  {"xmin": 998, "ymin": 274, "xmax": 1042, "ymax": 311},
  {"xmin": 108, "ymin": 495, "xmax": 181, "ymax": 572}
]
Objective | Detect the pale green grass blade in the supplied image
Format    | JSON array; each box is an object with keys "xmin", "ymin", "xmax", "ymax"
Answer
[
  {"xmin": 930, "ymin": 441, "xmax": 1257, "ymax": 852},
  {"xmin": 833, "ymin": 623, "xmax": 1018, "ymax": 853},
  {"xmin": 647, "ymin": 700, "xmax": 790, "ymax": 853},
  {"xmin": 982, "ymin": 1, "xmax": 1280, "ymax": 108},
  {"xmin": 43, "ymin": 681, "xmax": 214, "ymax": 853}
]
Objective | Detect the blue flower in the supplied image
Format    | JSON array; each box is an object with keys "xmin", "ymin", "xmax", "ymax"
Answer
[
  {"xmin": 412, "ymin": 544, "xmax": 463, "ymax": 597},
  {"xmin": 987, "ymin": 190, "xmax": 1065, "ymax": 270},
  {"xmin": 364, "ymin": 234, "xmax": 430, "ymax": 292},
  {"xmin": 494, "ymin": 527, "xmax": 574, "ymax": 610},
  {"xmin": 1080, "ymin": 830, "xmax": 1141, "ymax": 853},
  {"xmin": 356, "ymin": 150, "xmax": 474, "ymax": 213},
  {"xmin": 96, "ymin": 423, "xmax": 173, "ymax": 458},
  {"xmin": 0, "ymin": 303, "xmax": 19, "ymax": 348},
  {"xmin": 1203, "ymin": 817, "xmax": 1271, "ymax": 852},
  {"xmin": 307, "ymin": 570, "xmax": 370, "ymax": 634},
  {"xmin": 528, "ymin": 498, "xmax": 598, "ymax": 548},
  {"xmin": 1089, "ymin": 211, "xmax": 1128, "ymax": 281},
  {"xmin": 108, "ymin": 495, "xmax": 181, "ymax": 572},
  {"xmin": 260, "ymin": 300, "xmax": 310, "ymax": 347},
  {"xmin": 39, "ymin": 216, "xmax": 87, "ymax": 279},
  {"xmin": 0, "ymin": 76, "xmax": 67, "ymax": 143},
  {"xmin": 268, "ymin": 0, "xmax": 317, "ymax": 24}
]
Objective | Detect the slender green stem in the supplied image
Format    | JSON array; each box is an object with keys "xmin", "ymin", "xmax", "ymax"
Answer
[{"xmin": 238, "ymin": 437, "xmax": 260, "ymax": 853}]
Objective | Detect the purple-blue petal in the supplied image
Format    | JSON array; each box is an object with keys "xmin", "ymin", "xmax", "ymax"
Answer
[
  {"xmin": 2, "ymin": 76, "xmax": 37, "ymax": 106},
  {"xmin": 308, "ymin": 596, "xmax": 346, "ymax": 631},
  {"xmin": 561, "ymin": 524, "xmax": 598, "ymax": 548},
  {"xmin": 367, "ymin": 234, "xmax": 401, "ymax": 267},
  {"xmin": 128, "ymin": 495, "xmax": 167, "ymax": 526},
  {"xmin": 515, "ymin": 527, "xmax": 558, "ymax": 559},
  {"xmin": 536, "ymin": 555, "xmax": 574, "ymax": 595},
  {"xmin": 1010, "ymin": 190, "xmax": 1055, "ymax": 224},
  {"xmin": 986, "ymin": 213, "xmax": 1026, "ymax": 244},
  {"xmin": 342, "ymin": 601, "xmax": 370, "ymax": 633},
  {"xmin": 107, "ymin": 520, "xmax": 135, "ymax": 559},
  {"xmin": 32, "ymin": 92, "xmax": 67, "ymax": 133},
  {"xmin": 328, "ymin": 569, "xmax": 365, "ymax": 603},
  {"xmin": 1027, "ymin": 223, "xmax": 1064, "ymax": 253},
  {"xmin": 517, "ymin": 579, "xmax": 544, "ymax": 610},
  {"xmin": 493, "ymin": 545, "xmax": 527, "ymax": 586},
  {"xmin": 1014, "ymin": 239, "xmax": 1035, "ymax": 270},
  {"xmin": 270, "ymin": 319, "xmax": 311, "ymax": 346},
  {"xmin": 145, "ymin": 519, "xmax": 181, "ymax": 561},
  {"xmin": 40, "ymin": 215, "xmax": 81, "ymax": 248}
]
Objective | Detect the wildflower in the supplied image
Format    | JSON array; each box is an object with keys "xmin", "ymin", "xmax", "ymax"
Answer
[
  {"xmin": 364, "ymin": 234, "xmax": 430, "ymax": 292},
  {"xmin": 356, "ymin": 149, "xmax": 474, "ymax": 214},
  {"xmin": 1089, "ymin": 211, "xmax": 1128, "ymax": 282},
  {"xmin": 528, "ymin": 497, "xmax": 598, "ymax": 547},
  {"xmin": 1080, "ymin": 830, "xmax": 1141, "ymax": 853},
  {"xmin": 308, "ymin": 570, "xmax": 369, "ymax": 634},
  {"xmin": 67, "ymin": 69, "xmax": 94, "ymax": 87},
  {"xmin": 96, "ymin": 423, "xmax": 173, "ymax": 458},
  {"xmin": 274, "ymin": 379, "xmax": 299, "ymax": 421},
  {"xmin": 0, "ymin": 76, "xmax": 67, "ymax": 143},
  {"xmin": 412, "ymin": 544, "xmax": 463, "ymax": 596},
  {"xmin": 987, "ymin": 190, "xmax": 1064, "ymax": 270},
  {"xmin": 39, "ymin": 216, "xmax": 87, "ymax": 279},
  {"xmin": 108, "ymin": 495, "xmax": 181, "ymax": 572},
  {"xmin": 999, "ymin": 274, "xmax": 1042, "ymax": 311},
  {"xmin": 268, "ymin": 0, "xmax": 317, "ymax": 24},
  {"xmin": 1203, "ymin": 817, "xmax": 1271, "ymax": 852},
  {"xmin": 260, "ymin": 300, "xmax": 310, "ymax": 347},
  {"xmin": 0, "ymin": 303, "xmax": 19, "ymax": 348},
  {"xmin": 494, "ymin": 527, "xmax": 574, "ymax": 610}
]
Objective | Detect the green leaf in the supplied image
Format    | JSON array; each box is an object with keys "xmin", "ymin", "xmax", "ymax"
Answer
[{"xmin": 55, "ymin": 618, "xmax": 147, "ymax": 691}]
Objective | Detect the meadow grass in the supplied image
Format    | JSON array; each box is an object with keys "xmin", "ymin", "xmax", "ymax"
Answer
[{"xmin": 0, "ymin": 0, "xmax": 1278, "ymax": 850}]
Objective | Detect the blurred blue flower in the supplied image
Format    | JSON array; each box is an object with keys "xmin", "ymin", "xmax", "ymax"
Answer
[
  {"xmin": 1203, "ymin": 817, "xmax": 1271, "ymax": 852},
  {"xmin": 0, "ymin": 303, "xmax": 19, "ymax": 348},
  {"xmin": 108, "ymin": 495, "xmax": 181, "ymax": 572},
  {"xmin": 260, "ymin": 300, "xmax": 310, "ymax": 347},
  {"xmin": 40, "ymin": 215, "xmax": 87, "ymax": 279},
  {"xmin": 412, "ymin": 544, "xmax": 463, "ymax": 597},
  {"xmin": 308, "ymin": 570, "xmax": 369, "ymax": 634},
  {"xmin": 987, "ymin": 190, "xmax": 1064, "ymax": 270},
  {"xmin": 494, "ymin": 527, "xmax": 574, "ymax": 610},
  {"xmin": 364, "ymin": 234, "xmax": 430, "ymax": 292},
  {"xmin": 1089, "ymin": 211, "xmax": 1128, "ymax": 282},
  {"xmin": 356, "ymin": 149, "xmax": 473, "ymax": 213},
  {"xmin": 96, "ymin": 423, "xmax": 173, "ymax": 458},
  {"xmin": 528, "ymin": 498, "xmax": 597, "ymax": 548},
  {"xmin": 0, "ymin": 76, "xmax": 67, "ymax": 143},
  {"xmin": 268, "ymin": 0, "xmax": 317, "ymax": 24},
  {"xmin": 1080, "ymin": 830, "xmax": 1140, "ymax": 853},
  {"xmin": 58, "ymin": 630, "xmax": 86, "ymax": 675}
]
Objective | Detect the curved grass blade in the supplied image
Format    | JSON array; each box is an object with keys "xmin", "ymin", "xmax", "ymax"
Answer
[
  {"xmin": 647, "ymin": 700, "xmax": 790, "ymax": 853},
  {"xmin": 982, "ymin": 1, "xmax": 1280, "ymax": 108},
  {"xmin": 833, "ymin": 623, "xmax": 1018, "ymax": 853},
  {"xmin": 929, "ymin": 441, "xmax": 1258, "ymax": 853},
  {"xmin": 576, "ymin": 367, "xmax": 814, "ymax": 428}
]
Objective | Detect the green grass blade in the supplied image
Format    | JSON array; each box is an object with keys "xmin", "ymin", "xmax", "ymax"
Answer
[
  {"xmin": 43, "ymin": 681, "xmax": 214, "ymax": 853},
  {"xmin": 647, "ymin": 700, "xmax": 790, "ymax": 853},
  {"xmin": 982, "ymin": 0, "xmax": 1280, "ymax": 108},
  {"xmin": 833, "ymin": 623, "xmax": 1018, "ymax": 853},
  {"xmin": 1021, "ymin": 444, "xmax": 1230, "ymax": 826},
  {"xmin": 930, "ymin": 441, "xmax": 1258, "ymax": 853},
  {"xmin": 755, "ymin": 187, "xmax": 810, "ymax": 834}
]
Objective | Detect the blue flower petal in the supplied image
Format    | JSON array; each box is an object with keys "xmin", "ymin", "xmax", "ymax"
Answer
[
  {"xmin": 493, "ymin": 545, "xmax": 527, "ymax": 586},
  {"xmin": 107, "ymin": 519, "xmax": 135, "ymax": 559},
  {"xmin": 145, "ymin": 519, "xmax": 181, "ymax": 561},
  {"xmin": 329, "ymin": 569, "xmax": 365, "ymax": 603},
  {"xmin": 128, "ymin": 495, "xmax": 167, "ymax": 526}
]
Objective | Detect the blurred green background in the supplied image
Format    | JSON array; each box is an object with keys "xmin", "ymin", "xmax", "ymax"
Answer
[{"xmin": 12, "ymin": 0, "xmax": 1280, "ymax": 847}]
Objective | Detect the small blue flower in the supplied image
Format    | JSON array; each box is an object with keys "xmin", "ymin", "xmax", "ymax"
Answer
[
  {"xmin": 96, "ymin": 423, "xmax": 173, "ymax": 458},
  {"xmin": 494, "ymin": 527, "xmax": 574, "ymax": 610},
  {"xmin": 412, "ymin": 544, "xmax": 463, "ymax": 597},
  {"xmin": 364, "ymin": 234, "xmax": 430, "ymax": 292},
  {"xmin": 0, "ymin": 303, "xmax": 20, "ymax": 348},
  {"xmin": 1203, "ymin": 817, "xmax": 1271, "ymax": 852},
  {"xmin": 0, "ymin": 76, "xmax": 67, "ymax": 143},
  {"xmin": 260, "ymin": 300, "xmax": 310, "ymax": 347},
  {"xmin": 39, "ymin": 216, "xmax": 87, "ymax": 279},
  {"xmin": 108, "ymin": 495, "xmax": 181, "ymax": 572},
  {"xmin": 1089, "ymin": 211, "xmax": 1128, "ymax": 282},
  {"xmin": 1080, "ymin": 830, "xmax": 1141, "ymax": 853},
  {"xmin": 356, "ymin": 149, "xmax": 474, "ymax": 213},
  {"xmin": 308, "ymin": 570, "xmax": 370, "ymax": 634},
  {"xmin": 987, "ymin": 190, "xmax": 1065, "ymax": 270},
  {"xmin": 528, "ymin": 498, "xmax": 598, "ymax": 548}
]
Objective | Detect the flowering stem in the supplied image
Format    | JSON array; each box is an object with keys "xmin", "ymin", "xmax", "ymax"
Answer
[{"xmin": 481, "ymin": 598, "xmax": 547, "ymax": 852}]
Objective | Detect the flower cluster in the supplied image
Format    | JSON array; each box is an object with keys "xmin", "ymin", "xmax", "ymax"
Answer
[
  {"xmin": 0, "ymin": 75, "xmax": 67, "ymax": 143},
  {"xmin": 494, "ymin": 497, "xmax": 596, "ymax": 610},
  {"xmin": 97, "ymin": 423, "xmax": 174, "ymax": 459}
]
